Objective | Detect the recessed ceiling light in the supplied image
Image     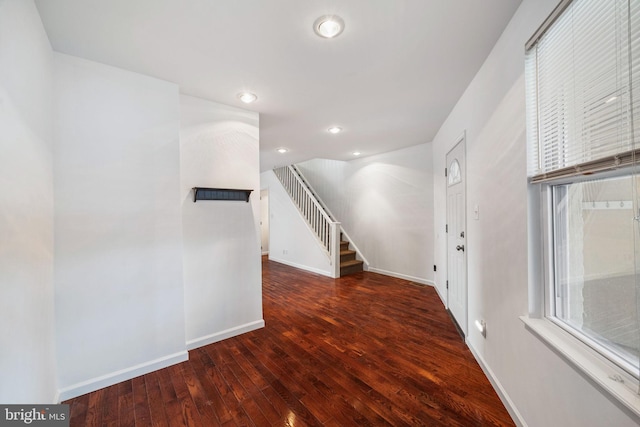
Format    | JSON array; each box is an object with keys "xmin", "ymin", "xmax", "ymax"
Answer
[
  {"xmin": 237, "ymin": 92, "xmax": 257, "ymax": 104},
  {"xmin": 313, "ymin": 15, "xmax": 345, "ymax": 39},
  {"xmin": 352, "ymin": 151, "xmax": 361, "ymax": 156},
  {"xmin": 605, "ymin": 96, "xmax": 618, "ymax": 104},
  {"xmin": 328, "ymin": 126, "xmax": 342, "ymax": 134},
  {"xmin": 277, "ymin": 148, "xmax": 288, "ymax": 154}
]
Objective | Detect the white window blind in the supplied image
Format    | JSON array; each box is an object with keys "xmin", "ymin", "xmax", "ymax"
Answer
[{"xmin": 526, "ymin": 0, "xmax": 640, "ymax": 182}]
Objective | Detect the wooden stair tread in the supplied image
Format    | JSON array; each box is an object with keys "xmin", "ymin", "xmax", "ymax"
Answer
[
  {"xmin": 340, "ymin": 259, "xmax": 364, "ymax": 276},
  {"xmin": 339, "ymin": 239, "xmax": 362, "ymax": 276}
]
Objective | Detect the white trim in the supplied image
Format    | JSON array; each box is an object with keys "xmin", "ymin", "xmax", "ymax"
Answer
[
  {"xmin": 520, "ymin": 316, "xmax": 640, "ymax": 419},
  {"xmin": 186, "ymin": 319, "xmax": 265, "ymax": 350},
  {"xmin": 261, "ymin": 251, "xmax": 269, "ymax": 256},
  {"xmin": 52, "ymin": 389, "xmax": 60, "ymax": 405},
  {"xmin": 330, "ymin": 223, "xmax": 341, "ymax": 278},
  {"xmin": 367, "ymin": 267, "xmax": 434, "ymax": 287},
  {"xmin": 466, "ymin": 341, "xmax": 528, "ymax": 427},
  {"xmin": 292, "ymin": 165, "xmax": 370, "ymax": 269},
  {"xmin": 268, "ymin": 257, "xmax": 333, "ymax": 278},
  {"xmin": 57, "ymin": 351, "xmax": 188, "ymax": 402}
]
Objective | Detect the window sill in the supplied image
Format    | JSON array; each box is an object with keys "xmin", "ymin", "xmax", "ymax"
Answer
[{"xmin": 520, "ymin": 316, "xmax": 640, "ymax": 418}]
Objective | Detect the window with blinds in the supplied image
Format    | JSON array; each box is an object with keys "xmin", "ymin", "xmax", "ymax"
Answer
[
  {"xmin": 526, "ymin": 0, "xmax": 640, "ymax": 386},
  {"xmin": 526, "ymin": 0, "xmax": 640, "ymax": 183}
]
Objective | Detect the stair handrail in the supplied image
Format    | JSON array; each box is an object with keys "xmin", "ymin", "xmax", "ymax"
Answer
[
  {"xmin": 290, "ymin": 164, "xmax": 336, "ymax": 221},
  {"xmin": 273, "ymin": 165, "xmax": 341, "ymax": 277},
  {"xmin": 291, "ymin": 165, "xmax": 370, "ymax": 269}
]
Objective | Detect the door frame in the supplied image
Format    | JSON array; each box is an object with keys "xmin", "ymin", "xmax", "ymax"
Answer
[
  {"xmin": 445, "ymin": 133, "xmax": 468, "ymax": 336},
  {"xmin": 260, "ymin": 188, "xmax": 270, "ymax": 255}
]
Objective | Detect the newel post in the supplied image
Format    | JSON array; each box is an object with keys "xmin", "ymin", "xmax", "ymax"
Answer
[{"xmin": 331, "ymin": 222, "xmax": 341, "ymax": 278}]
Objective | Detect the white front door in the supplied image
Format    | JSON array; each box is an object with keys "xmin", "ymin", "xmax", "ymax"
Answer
[{"xmin": 446, "ymin": 138, "xmax": 467, "ymax": 335}]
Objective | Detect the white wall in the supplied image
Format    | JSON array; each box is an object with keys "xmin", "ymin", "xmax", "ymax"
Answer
[
  {"xmin": 297, "ymin": 143, "xmax": 434, "ymax": 284},
  {"xmin": 261, "ymin": 170, "xmax": 334, "ymax": 277},
  {"xmin": 431, "ymin": 0, "xmax": 640, "ymax": 425},
  {"xmin": 180, "ymin": 95, "xmax": 263, "ymax": 349},
  {"xmin": 0, "ymin": 0, "xmax": 57, "ymax": 403},
  {"xmin": 1, "ymin": 1, "xmax": 265, "ymax": 403},
  {"xmin": 53, "ymin": 53, "xmax": 187, "ymax": 399}
]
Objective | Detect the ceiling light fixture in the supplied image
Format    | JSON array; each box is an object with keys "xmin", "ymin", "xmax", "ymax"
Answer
[
  {"xmin": 353, "ymin": 151, "xmax": 361, "ymax": 156},
  {"xmin": 328, "ymin": 126, "xmax": 342, "ymax": 134},
  {"xmin": 237, "ymin": 92, "xmax": 257, "ymax": 104},
  {"xmin": 313, "ymin": 15, "xmax": 345, "ymax": 39},
  {"xmin": 277, "ymin": 148, "xmax": 288, "ymax": 154}
]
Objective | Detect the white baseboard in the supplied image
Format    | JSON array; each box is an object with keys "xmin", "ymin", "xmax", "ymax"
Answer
[
  {"xmin": 367, "ymin": 267, "xmax": 434, "ymax": 286},
  {"xmin": 268, "ymin": 259, "xmax": 436, "ymax": 285},
  {"xmin": 268, "ymin": 257, "xmax": 333, "ymax": 278},
  {"xmin": 261, "ymin": 251, "xmax": 269, "ymax": 255},
  {"xmin": 186, "ymin": 319, "xmax": 265, "ymax": 350},
  {"xmin": 57, "ymin": 350, "xmax": 188, "ymax": 402},
  {"xmin": 466, "ymin": 342, "xmax": 527, "ymax": 427}
]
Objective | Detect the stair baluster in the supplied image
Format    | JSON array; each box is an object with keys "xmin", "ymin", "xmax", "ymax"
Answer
[{"xmin": 273, "ymin": 165, "xmax": 342, "ymax": 277}]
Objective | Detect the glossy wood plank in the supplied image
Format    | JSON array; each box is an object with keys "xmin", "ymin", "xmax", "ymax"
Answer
[
  {"xmin": 131, "ymin": 376, "xmax": 152, "ymax": 427},
  {"xmin": 117, "ymin": 380, "xmax": 134, "ymax": 427},
  {"xmin": 144, "ymin": 371, "xmax": 170, "ymax": 427},
  {"xmin": 64, "ymin": 257, "xmax": 515, "ymax": 426}
]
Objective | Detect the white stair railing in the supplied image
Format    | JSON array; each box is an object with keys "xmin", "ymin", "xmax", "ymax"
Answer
[
  {"xmin": 273, "ymin": 165, "xmax": 341, "ymax": 278},
  {"xmin": 292, "ymin": 164, "xmax": 369, "ymax": 270}
]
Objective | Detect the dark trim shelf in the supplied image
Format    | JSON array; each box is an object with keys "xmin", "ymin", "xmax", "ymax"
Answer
[{"xmin": 192, "ymin": 187, "xmax": 253, "ymax": 203}]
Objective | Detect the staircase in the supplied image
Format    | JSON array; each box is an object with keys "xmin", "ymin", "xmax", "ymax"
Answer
[
  {"xmin": 340, "ymin": 238, "xmax": 363, "ymax": 276},
  {"xmin": 273, "ymin": 165, "xmax": 365, "ymax": 277}
]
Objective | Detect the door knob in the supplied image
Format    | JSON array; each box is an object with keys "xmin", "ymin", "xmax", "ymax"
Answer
[{"xmin": 456, "ymin": 245, "xmax": 465, "ymax": 252}]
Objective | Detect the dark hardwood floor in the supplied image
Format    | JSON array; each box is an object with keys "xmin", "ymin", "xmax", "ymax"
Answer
[{"xmin": 64, "ymin": 257, "xmax": 515, "ymax": 426}]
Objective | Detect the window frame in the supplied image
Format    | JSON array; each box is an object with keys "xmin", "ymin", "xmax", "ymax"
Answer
[
  {"xmin": 524, "ymin": 0, "xmax": 640, "ymax": 411},
  {"xmin": 544, "ymin": 169, "xmax": 639, "ymax": 377},
  {"xmin": 525, "ymin": 167, "xmax": 640, "ymax": 416},
  {"xmin": 520, "ymin": 314, "xmax": 640, "ymax": 416}
]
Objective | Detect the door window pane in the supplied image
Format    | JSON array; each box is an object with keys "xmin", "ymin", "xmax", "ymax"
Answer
[{"xmin": 448, "ymin": 159, "xmax": 461, "ymax": 186}]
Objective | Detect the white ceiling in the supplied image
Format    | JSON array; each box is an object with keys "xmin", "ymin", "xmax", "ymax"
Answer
[{"xmin": 35, "ymin": 0, "xmax": 522, "ymax": 171}]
